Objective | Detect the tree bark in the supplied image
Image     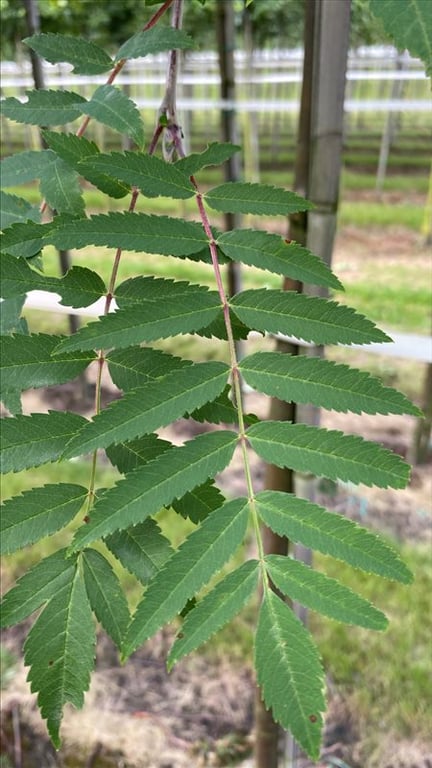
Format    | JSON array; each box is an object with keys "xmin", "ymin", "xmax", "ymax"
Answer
[
  {"xmin": 254, "ymin": 3, "xmax": 316, "ymax": 767},
  {"xmin": 254, "ymin": 2, "xmax": 351, "ymax": 765},
  {"xmin": 22, "ymin": 0, "xmax": 79, "ymax": 337},
  {"xmin": 215, "ymin": 0, "xmax": 243, "ymax": 306}
]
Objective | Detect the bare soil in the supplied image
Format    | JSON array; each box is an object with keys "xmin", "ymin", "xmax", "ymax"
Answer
[{"xmin": 1, "ymin": 225, "xmax": 431, "ymax": 768}]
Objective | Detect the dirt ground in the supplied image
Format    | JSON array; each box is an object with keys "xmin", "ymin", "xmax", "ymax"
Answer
[{"xmin": 1, "ymin": 225, "xmax": 431, "ymax": 768}]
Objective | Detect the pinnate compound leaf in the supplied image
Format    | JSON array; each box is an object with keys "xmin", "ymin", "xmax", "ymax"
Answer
[
  {"xmin": 1, "ymin": 90, "xmax": 86, "ymax": 126},
  {"xmin": 175, "ymin": 142, "xmax": 241, "ymax": 176},
  {"xmin": 239, "ymin": 352, "xmax": 421, "ymax": 416},
  {"xmin": 248, "ymin": 421, "xmax": 410, "ymax": 489},
  {"xmin": 265, "ymin": 555, "xmax": 387, "ymax": 630},
  {"xmin": 1, "ymin": 411, "xmax": 87, "ymax": 474},
  {"xmin": 172, "ymin": 482, "xmax": 226, "ymax": 524},
  {"xmin": 0, "ymin": 549, "xmax": 77, "ymax": 628},
  {"xmin": 370, "ymin": 0, "xmax": 432, "ymax": 77},
  {"xmin": 42, "ymin": 131, "xmax": 129, "ymax": 199},
  {"xmin": 24, "ymin": 564, "xmax": 95, "ymax": 748},
  {"xmin": 123, "ymin": 497, "xmax": 250, "ymax": 657},
  {"xmin": 255, "ymin": 591, "xmax": 325, "ymax": 760},
  {"xmin": 24, "ymin": 33, "xmax": 113, "ymax": 75},
  {"xmin": 39, "ymin": 156, "xmax": 85, "ymax": 216},
  {"xmin": 218, "ymin": 230, "xmax": 342, "ymax": 290},
  {"xmin": 107, "ymin": 347, "xmax": 190, "ymax": 391},
  {"xmin": 70, "ymin": 430, "xmax": 238, "ymax": 550},
  {"xmin": 48, "ymin": 211, "xmax": 208, "ymax": 255},
  {"xmin": 231, "ymin": 290, "xmax": 391, "ymax": 346},
  {"xmin": 79, "ymin": 151, "xmax": 195, "ymax": 199},
  {"xmin": 55, "ymin": 291, "xmax": 221, "ymax": 353},
  {"xmin": 256, "ymin": 491, "xmax": 413, "ymax": 583},
  {"xmin": 77, "ymin": 85, "xmax": 144, "ymax": 148},
  {"xmin": 1, "ymin": 149, "xmax": 57, "ymax": 187},
  {"xmin": 62, "ymin": 361, "xmax": 229, "ymax": 457},
  {"xmin": 115, "ymin": 27, "xmax": 194, "ymax": 61},
  {"xmin": 168, "ymin": 559, "xmax": 259, "ymax": 668},
  {"xmin": 205, "ymin": 182, "xmax": 313, "ymax": 216},
  {"xmin": 82, "ymin": 549, "xmax": 130, "ymax": 648},
  {"xmin": 106, "ymin": 519, "xmax": 172, "ymax": 585},
  {"xmin": 1, "ymin": 192, "xmax": 40, "ymax": 230},
  {"xmin": 1, "ymin": 484, "xmax": 87, "ymax": 555}
]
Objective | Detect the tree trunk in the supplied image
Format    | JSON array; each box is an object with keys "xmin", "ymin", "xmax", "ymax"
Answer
[
  {"xmin": 22, "ymin": 0, "xmax": 79, "ymax": 337},
  {"xmin": 254, "ymin": 2, "xmax": 351, "ymax": 765},
  {"xmin": 254, "ymin": 3, "xmax": 316, "ymax": 767},
  {"xmin": 215, "ymin": 0, "xmax": 243, "ymax": 323},
  {"xmin": 409, "ymin": 362, "xmax": 432, "ymax": 465}
]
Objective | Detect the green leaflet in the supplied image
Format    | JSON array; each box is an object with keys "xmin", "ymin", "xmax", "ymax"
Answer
[
  {"xmin": 1, "ymin": 483, "xmax": 87, "ymax": 554},
  {"xmin": 105, "ymin": 519, "xmax": 172, "ymax": 585},
  {"xmin": 1, "ymin": 224, "xmax": 47, "ymax": 260},
  {"xmin": 231, "ymin": 289, "xmax": 391, "ymax": 346},
  {"xmin": 0, "ymin": 191, "xmax": 40, "ymax": 230},
  {"xmin": 1, "ymin": 149, "xmax": 57, "ymax": 187},
  {"xmin": 205, "ymin": 182, "xmax": 313, "ymax": 216},
  {"xmin": 1, "ymin": 90, "xmax": 87, "ymax": 126},
  {"xmin": 255, "ymin": 591, "xmax": 325, "ymax": 761},
  {"xmin": 0, "ymin": 549, "xmax": 77, "ymax": 628},
  {"xmin": 218, "ymin": 230, "xmax": 342, "ymax": 290},
  {"xmin": 168, "ymin": 559, "xmax": 259, "ymax": 668},
  {"xmin": 77, "ymin": 85, "xmax": 144, "ymax": 148},
  {"xmin": 54, "ymin": 292, "xmax": 221, "ymax": 353},
  {"xmin": 123, "ymin": 497, "xmax": 250, "ymax": 658},
  {"xmin": 0, "ymin": 294, "xmax": 27, "ymax": 338},
  {"xmin": 1, "ymin": 411, "xmax": 87, "ymax": 474},
  {"xmin": 42, "ymin": 131, "xmax": 129, "ymax": 199},
  {"xmin": 171, "ymin": 483, "xmax": 226, "ymax": 524},
  {"xmin": 175, "ymin": 142, "xmax": 241, "ymax": 176},
  {"xmin": 115, "ymin": 274, "xmax": 210, "ymax": 306},
  {"xmin": 0, "ymin": 252, "xmax": 105, "ymax": 307},
  {"xmin": 24, "ymin": 563, "xmax": 95, "ymax": 748},
  {"xmin": 370, "ymin": 0, "xmax": 432, "ymax": 77},
  {"xmin": 248, "ymin": 421, "xmax": 410, "ymax": 489},
  {"xmin": 62, "ymin": 361, "xmax": 229, "ymax": 457},
  {"xmin": 265, "ymin": 555, "xmax": 387, "ymax": 630},
  {"xmin": 78, "ymin": 151, "xmax": 195, "ymax": 199},
  {"xmin": 239, "ymin": 352, "xmax": 421, "ymax": 416},
  {"xmin": 82, "ymin": 549, "xmax": 130, "ymax": 648},
  {"xmin": 106, "ymin": 434, "xmax": 172, "ymax": 474},
  {"xmin": 48, "ymin": 211, "xmax": 209, "ymax": 255},
  {"xmin": 107, "ymin": 347, "xmax": 191, "ymax": 391},
  {"xmin": 115, "ymin": 27, "xmax": 195, "ymax": 61},
  {"xmin": 190, "ymin": 386, "xmax": 240, "ymax": 425},
  {"xmin": 106, "ymin": 432, "xmax": 225, "ymax": 524},
  {"xmin": 0, "ymin": 220, "xmax": 53, "ymax": 259},
  {"xmin": 39, "ymin": 156, "xmax": 85, "ymax": 216},
  {"xmin": 256, "ymin": 491, "xmax": 413, "ymax": 583},
  {"xmin": 24, "ymin": 33, "xmax": 113, "ymax": 75},
  {"xmin": 70, "ymin": 430, "xmax": 238, "ymax": 549}
]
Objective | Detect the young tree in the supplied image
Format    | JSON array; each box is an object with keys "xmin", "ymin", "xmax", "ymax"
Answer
[{"xmin": 0, "ymin": 0, "xmax": 429, "ymax": 762}]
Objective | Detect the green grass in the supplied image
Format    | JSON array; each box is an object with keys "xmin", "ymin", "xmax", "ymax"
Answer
[
  {"xmin": 339, "ymin": 201, "xmax": 424, "ymax": 230},
  {"xmin": 334, "ymin": 281, "xmax": 431, "ymax": 335},
  {"xmin": 311, "ymin": 544, "xmax": 432, "ymax": 744}
]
